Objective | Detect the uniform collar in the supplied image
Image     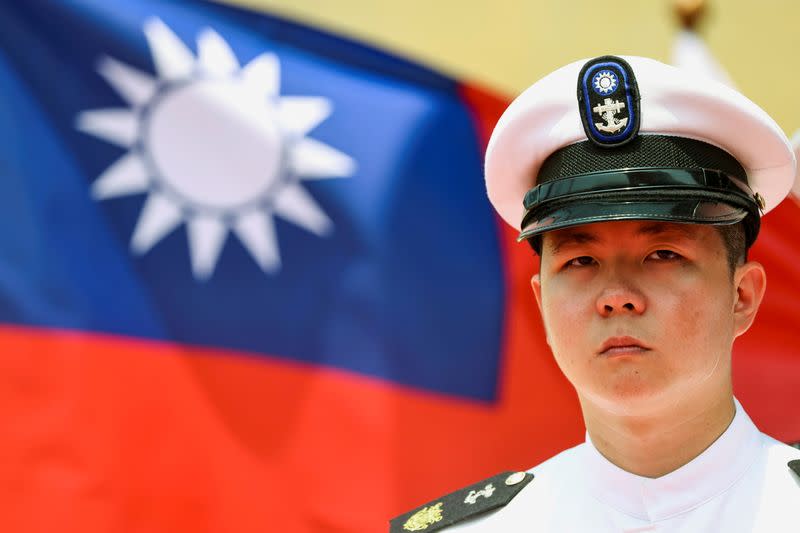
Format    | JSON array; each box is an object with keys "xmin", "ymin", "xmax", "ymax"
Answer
[{"xmin": 581, "ymin": 398, "xmax": 762, "ymax": 522}]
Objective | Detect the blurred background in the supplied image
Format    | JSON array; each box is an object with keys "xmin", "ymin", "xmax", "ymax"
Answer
[
  {"xmin": 248, "ymin": 0, "xmax": 800, "ymax": 128},
  {"xmin": 0, "ymin": 1, "xmax": 798, "ymax": 532}
]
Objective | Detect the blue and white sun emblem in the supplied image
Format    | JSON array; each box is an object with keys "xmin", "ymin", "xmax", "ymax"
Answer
[
  {"xmin": 592, "ymin": 70, "xmax": 618, "ymax": 95},
  {"xmin": 76, "ymin": 18, "xmax": 356, "ymax": 281}
]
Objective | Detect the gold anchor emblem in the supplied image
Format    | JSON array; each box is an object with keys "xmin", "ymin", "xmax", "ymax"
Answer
[
  {"xmin": 403, "ymin": 502, "xmax": 444, "ymax": 531},
  {"xmin": 593, "ymin": 97, "xmax": 628, "ymax": 133}
]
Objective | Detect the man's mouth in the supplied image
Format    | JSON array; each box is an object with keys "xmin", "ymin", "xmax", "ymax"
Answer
[{"xmin": 598, "ymin": 336, "xmax": 651, "ymax": 356}]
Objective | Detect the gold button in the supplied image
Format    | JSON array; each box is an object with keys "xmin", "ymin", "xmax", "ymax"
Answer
[
  {"xmin": 505, "ymin": 472, "xmax": 526, "ymax": 486},
  {"xmin": 755, "ymin": 192, "xmax": 766, "ymax": 210}
]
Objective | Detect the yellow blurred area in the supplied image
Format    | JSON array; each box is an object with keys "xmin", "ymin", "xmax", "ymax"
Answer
[{"xmin": 218, "ymin": 0, "xmax": 800, "ymax": 134}]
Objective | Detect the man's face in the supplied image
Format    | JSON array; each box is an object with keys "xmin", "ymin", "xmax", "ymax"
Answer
[{"xmin": 531, "ymin": 220, "xmax": 762, "ymax": 416}]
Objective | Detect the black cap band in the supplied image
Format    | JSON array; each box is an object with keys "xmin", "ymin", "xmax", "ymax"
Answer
[{"xmin": 537, "ymin": 135, "xmax": 748, "ymax": 183}]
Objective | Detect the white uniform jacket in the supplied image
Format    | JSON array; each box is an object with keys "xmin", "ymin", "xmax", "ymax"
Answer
[{"xmin": 449, "ymin": 399, "xmax": 800, "ymax": 532}]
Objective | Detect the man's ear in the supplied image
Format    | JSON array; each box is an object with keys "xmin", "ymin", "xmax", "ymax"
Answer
[
  {"xmin": 531, "ymin": 273, "xmax": 552, "ymax": 346},
  {"xmin": 733, "ymin": 261, "xmax": 767, "ymax": 338},
  {"xmin": 531, "ymin": 273, "xmax": 543, "ymax": 313}
]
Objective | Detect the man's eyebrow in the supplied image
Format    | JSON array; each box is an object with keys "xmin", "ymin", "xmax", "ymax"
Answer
[
  {"xmin": 636, "ymin": 222, "xmax": 699, "ymax": 239},
  {"xmin": 547, "ymin": 223, "xmax": 701, "ymax": 255},
  {"xmin": 548, "ymin": 231, "xmax": 599, "ymax": 255}
]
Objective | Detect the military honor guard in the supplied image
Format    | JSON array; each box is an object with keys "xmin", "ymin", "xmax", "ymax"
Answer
[{"xmin": 390, "ymin": 54, "xmax": 800, "ymax": 532}]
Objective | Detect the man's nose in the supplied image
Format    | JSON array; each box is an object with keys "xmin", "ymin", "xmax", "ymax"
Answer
[{"xmin": 595, "ymin": 276, "xmax": 647, "ymax": 317}]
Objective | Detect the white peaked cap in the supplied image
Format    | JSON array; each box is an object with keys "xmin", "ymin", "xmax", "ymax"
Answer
[{"xmin": 485, "ymin": 55, "xmax": 795, "ymax": 232}]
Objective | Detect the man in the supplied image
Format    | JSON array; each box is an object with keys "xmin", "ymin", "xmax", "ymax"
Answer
[{"xmin": 390, "ymin": 55, "xmax": 800, "ymax": 532}]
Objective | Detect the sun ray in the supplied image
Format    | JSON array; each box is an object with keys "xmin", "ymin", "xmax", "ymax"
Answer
[
  {"xmin": 288, "ymin": 138, "xmax": 357, "ymax": 179},
  {"xmin": 241, "ymin": 52, "xmax": 280, "ymax": 97},
  {"xmin": 143, "ymin": 18, "xmax": 195, "ymax": 82},
  {"xmin": 187, "ymin": 214, "xmax": 228, "ymax": 280},
  {"xmin": 75, "ymin": 109, "xmax": 140, "ymax": 147},
  {"xmin": 233, "ymin": 210, "xmax": 281, "ymax": 272},
  {"xmin": 197, "ymin": 28, "xmax": 239, "ymax": 77},
  {"xmin": 130, "ymin": 192, "xmax": 183, "ymax": 254},
  {"xmin": 91, "ymin": 153, "xmax": 150, "ymax": 200},
  {"xmin": 97, "ymin": 56, "xmax": 157, "ymax": 107},
  {"xmin": 277, "ymin": 96, "xmax": 331, "ymax": 136},
  {"xmin": 272, "ymin": 183, "xmax": 332, "ymax": 236}
]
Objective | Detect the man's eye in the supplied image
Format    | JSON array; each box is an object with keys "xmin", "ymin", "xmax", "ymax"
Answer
[
  {"xmin": 648, "ymin": 249, "xmax": 682, "ymax": 261},
  {"xmin": 565, "ymin": 256, "xmax": 596, "ymax": 268}
]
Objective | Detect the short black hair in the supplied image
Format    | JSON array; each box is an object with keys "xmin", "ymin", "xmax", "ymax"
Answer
[{"xmin": 715, "ymin": 222, "xmax": 748, "ymax": 275}]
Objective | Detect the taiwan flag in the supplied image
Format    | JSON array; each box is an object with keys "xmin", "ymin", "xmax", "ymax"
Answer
[{"xmin": 0, "ymin": 2, "xmax": 798, "ymax": 533}]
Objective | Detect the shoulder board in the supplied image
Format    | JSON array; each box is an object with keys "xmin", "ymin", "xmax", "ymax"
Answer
[
  {"xmin": 389, "ymin": 471, "xmax": 534, "ymax": 532},
  {"xmin": 790, "ymin": 459, "xmax": 800, "ymax": 478}
]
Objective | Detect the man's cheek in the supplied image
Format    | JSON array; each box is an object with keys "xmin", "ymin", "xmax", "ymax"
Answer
[
  {"xmin": 543, "ymin": 301, "xmax": 586, "ymax": 354},
  {"xmin": 670, "ymin": 288, "xmax": 713, "ymax": 344}
]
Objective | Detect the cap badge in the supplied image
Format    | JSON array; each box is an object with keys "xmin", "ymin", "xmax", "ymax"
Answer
[
  {"xmin": 403, "ymin": 502, "xmax": 444, "ymax": 531},
  {"xmin": 578, "ymin": 56, "xmax": 640, "ymax": 147}
]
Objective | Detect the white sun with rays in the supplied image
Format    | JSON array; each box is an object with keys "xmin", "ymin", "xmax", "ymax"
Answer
[{"xmin": 77, "ymin": 18, "xmax": 355, "ymax": 280}]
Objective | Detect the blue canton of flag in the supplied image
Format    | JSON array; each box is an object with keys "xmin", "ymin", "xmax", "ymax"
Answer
[{"xmin": 0, "ymin": 0, "xmax": 504, "ymax": 399}]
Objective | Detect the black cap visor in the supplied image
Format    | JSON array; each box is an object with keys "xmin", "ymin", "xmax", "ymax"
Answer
[
  {"xmin": 518, "ymin": 168, "xmax": 761, "ymax": 245},
  {"xmin": 519, "ymin": 197, "xmax": 749, "ymax": 241}
]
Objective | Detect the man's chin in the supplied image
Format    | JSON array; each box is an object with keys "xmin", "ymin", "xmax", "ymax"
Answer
[{"xmin": 580, "ymin": 378, "xmax": 675, "ymax": 416}]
